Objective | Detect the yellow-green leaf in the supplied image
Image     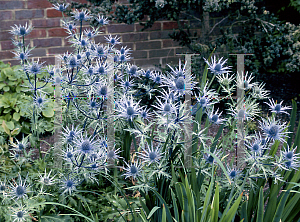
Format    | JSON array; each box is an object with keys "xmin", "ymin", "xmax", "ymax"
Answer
[
  {"xmin": 2, "ymin": 120, "xmax": 10, "ymax": 136},
  {"xmin": 11, "ymin": 128, "xmax": 20, "ymax": 136},
  {"xmin": 6, "ymin": 121, "xmax": 14, "ymax": 130},
  {"xmin": 13, "ymin": 112, "xmax": 20, "ymax": 121},
  {"xmin": 42, "ymin": 108, "xmax": 54, "ymax": 117}
]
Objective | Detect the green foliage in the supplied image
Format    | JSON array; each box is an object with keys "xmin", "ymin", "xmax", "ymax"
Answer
[
  {"xmin": 291, "ymin": 0, "xmax": 300, "ymax": 12},
  {"xmin": 0, "ymin": 61, "xmax": 55, "ymax": 144},
  {"xmin": 239, "ymin": 100, "xmax": 300, "ymax": 222}
]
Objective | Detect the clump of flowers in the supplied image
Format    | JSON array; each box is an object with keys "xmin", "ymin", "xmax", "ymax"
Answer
[{"xmin": 2, "ymin": 2, "xmax": 300, "ymax": 221}]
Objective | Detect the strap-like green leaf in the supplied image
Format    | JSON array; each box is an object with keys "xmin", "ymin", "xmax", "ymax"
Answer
[
  {"xmin": 240, "ymin": 201, "xmax": 248, "ymax": 222},
  {"xmin": 257, "ymin": 187, "xmax": 264, "ymax": 222},
  {"xmin": 282, "ymin": 192, "xmax": 300, "ymax": 221},
  {"xmin": 211, "ymin": 183, "xmax": 219, "ymax": 222},
  {"xmin": 171, "ymin": 189, "xmax": 179, "ymax": 222},
  {"xmin": 221, "ymin": 192, "xmax": 243, "ymax": 222},
  {"xmin": 200, "ymin": 168, "xmax": 214, "ymax": 222},
  {"xmin": 162, "ymin": 204, "xmax": 167, "ymax": 222},
  {"xmin": 272, "ymin": 189, "xmax": 291, "ymax": 222},
  {"xmin": 147, "ymin": 206, "xmax": 160, "ymax": 219}
]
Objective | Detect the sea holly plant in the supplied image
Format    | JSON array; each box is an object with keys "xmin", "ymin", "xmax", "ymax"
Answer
[
  {"xmin": 1, "ymin": 2, "xmax": 300, "ymax": 221},
  {"xmin": 9, "ymin": 24, "xmax": 56, "ymax": 159}
]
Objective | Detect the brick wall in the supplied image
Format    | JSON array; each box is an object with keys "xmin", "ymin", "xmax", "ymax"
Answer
[{"xmin": 0, "ymin": 0, "xmax": 202, "ymax": 68}]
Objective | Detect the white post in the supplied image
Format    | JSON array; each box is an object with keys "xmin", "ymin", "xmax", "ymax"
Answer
[
  {"xmin": 107, "ymin": 56, "xmax": 115, "ymax": 167},
  {"xmin": 229, "ymin": 53, "xmax": 254, "ymax": 168},
  {"xmin": 53, "ymin": 56, "xmax": 63, "ymax": 168}
]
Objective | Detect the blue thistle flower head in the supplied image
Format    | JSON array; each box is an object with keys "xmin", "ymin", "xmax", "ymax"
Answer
[
  {"xmin": 10, "ymin": 23, "xmax": 33, "ymax": 36},
  {"xmin": 203, "ymin": 149, "xmax": 221, "ymax": 165},
  {"xmin": 25, "ymin": 59, "xmax": 44, "ymax": 75},
  {"xmin": 96, "ymin": 15, "xmax": 109, "ymax": 26},
  {"xmin": 203, "ymin": 56, "xmax": 231, "ymax": 75},
  {"xmin": 84, "ymin": 29, "xmax": 98, "ymax": 39},
  {"xmin": 208, "ymin": 107, "xmax": 226, "ymax": 125},
  {"xmin": 73, "ymin": 9, "xmax": 91, "ymax": 21},
  {"xmin": 9, "ymin": 174, "xmax": 29, "ymax": 200},
  {"xmin": 62, "ymin": 125, "xmax": 82, "ymax": 144},
  {"xmin": 151, "ymin": 71, "xmax": 162, "ymax": 84},
  {"xmin": 18, "ymin": 143, "xmax": 24, "ymax": 151},
  {"xmin": 142, "ymin": 69, "xmax": 152, "ymax": 79},
  {"xmin": 60, "ymin": 175, "xmax": 78, "ymax": 195},
  {"xmin": 259, "ymin": 116, "xmax": 290, "ymax": 143},
  {"xmin": 264, "ymin": 98, "xmax": 292, "ymax": 115},
  {"xmin": 67, "ymin": 55, "xmax": 79, "ymax": 69},
  {"xmin": 123, "ymin": 161, "xmax": 142, "ymax": 180},
  {"xmin": 32, "ymin": 93, "xmax": 48, "ymax": 108},
  {"xmin": 0, "ymin": 184, "xmax": 6, "ymax": 192},
  {"xmin": 117, "ymin": 95, "xmax": 142, "ymax": 121},
  {"xmin": 281, "ymin": 144, "xmax": 299, "ymax": 163},
  {"xmin": 99, "ymin": 85, "xmax": 108, "ymax": 97},
  {"xmin": 94, "ymin": 44, "xmax": 107, "ymax": 58},
  {"xmin": 107, "ymin": 148, "xmax": 121, "ymax": 160},
  {"xmin": 52, "ymin": 3, "xmax": 69, "ymax": 12},
  {"xmin": 12, "ymin": 49, "xmax": 31, "ymax": 61},
  {"xmin": 140, "ymin": 144, "xmax": 163, "ymax": 165},
  {"xmin": 10, "ymin": 206, "xmax": 30, "ymax": 222},
  {"xmin": 73, "ymin": 133, "xmax": 99, "ymax": 156},
  {"xmin": 226, "ymin": 165, "xmax": 240, "ymax": 180},
  {"xmin": 105, "ymin": 34, "xmax": 120, "ymax": 45},
  {"xmin": 66, "ymin": 150, "xmax": 73, "ymax": 158},
  {"xmin": 128, "ymin": 65, "xmax": 138, "ymax": 76},
  {"xmin": 79, "ymin": 38, "xmax": 89, "ymax": 47},
  {"xmin": 245, "ymin": 132, "xmax": 267, "ymax": 157}
]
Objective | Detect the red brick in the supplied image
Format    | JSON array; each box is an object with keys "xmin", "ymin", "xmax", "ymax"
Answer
[
  {"xmin": 163, "ymin": 39, "xmax": 180, "ymax": 48},
  {"xmin": 47, "ymin": 9, "xmax": 65, "ymax": 18},
  {"xmin": 136, "ymin": 22, "xmax": 161, "ymax": 31},
  {"xmin": 1, "ymin": 41, "xmax": 14, "ymax": 50},
  {"xmin": 0, "ymin": 11, "xmax": 13, "ymax": 20},
  {"xmin": 0, "ymin": 1, "xmax": 25, "ymax": 10},
  {"xmin": 31, "ymin": 48, "xmax": 46, "ymax": 57},
  {"xmin": 150, "ymin": 31, "xmax": 172, "ymax": 40},
  {"xmin": 33, "ymin": 38, "xmax": 62, "ymax": 48},
  {"xmin": 28, "ymin": 0, "xmax": 52, "ymax": 9},
  {"xmin": 130, "ymin": 51, "xmax": 147, "ymax": 59},
  {"xmin": 0, "ymin": 51, "xmax": 14, "ymax": 60},
  {"xmin": 136, "ymin": 41, "xmax": 161, "ymax": 50},
  {"xmin": 107, "ymin": 24, "xmax": 134, "ymax": 33},
  {"xmin": 134, "ymin": 58, "xmax": 161, "ymax": 67},
  {"xmin": 26, "ymin": 29, "xmax": 47, "ymax": 39},
  {"xmin": 0, "ymin": 20, "xmax": 28, "ymax": 31},
  {"xmin": 0, "ymin": 32, "xmax": 12, "ymax": 41},
  {"xmin": 39, "ymin": 57, "xmax": 55, "ymax": 65},
  {"xmin": 32, "ymin": 18, "xmax": 61, "ymax": 28},
  {"xmin": 122, "ymin": 32, "xmax": 148, "ymax": 42},
  {"xmin": 122, "ymin": 42, "xmax": 133, "ymax": 50},
  {"xmin": 15, "ymin": 10, "xmax": 44, "ymax": 20},
  {"xmin": 2, "ymin": 59, "xmax": 20, "ymax": 66},
  {"xmin": 48, "ymin": 28, "xmax": 69, "ymax": 37},
  {"xmin": 149, "ymin": 49, "xmax": 174, "ymax": 58},
  {"xmin": 48, "ymin": 47, "xmax": 75, "ymax": 54},
  {"xmin": 163, "ymin": 21, "xmax": 179, "ymax": 30},
  {"xmin": 94, "ymin": 34, "xmax": 107, "ymax": 44},
  {"xmin": 1, "ymin": 40, "xmax": 31, "ymax": 50},
  {"xmin": 64, "ymin": 38, "xmax": 74, "ymax": 46}
]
